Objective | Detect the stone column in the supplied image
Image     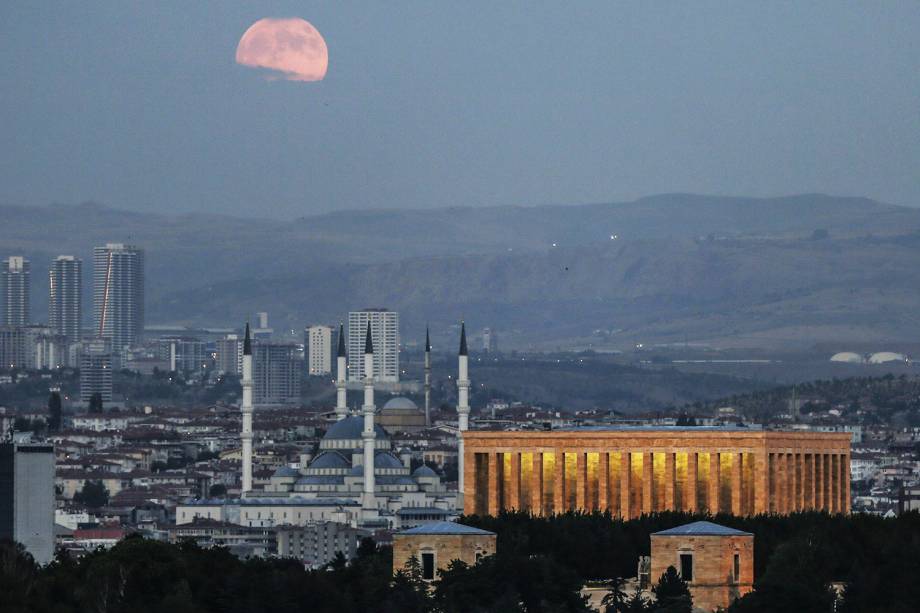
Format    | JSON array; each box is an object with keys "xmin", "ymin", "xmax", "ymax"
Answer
[
  {"xmin": 531, "ymin": 452, "xmax": 544, "ymax": 516},
  {"xmin": 708, "ymin": 452, "xmax": 720, "ymax": 514},
  {"xmin": 842, "ymin": 453, "xmax": 850, "ymax": 514},
  {"xmin": 642, "ymin": 452, "xmax": 653, "ymax": 515},
  {"xmin": 731, "ymin": 452, "xmax": 742, "ymax": 516},
  {"xmin": 797, "ymin": 453, "xmax": 806, "ymax": 511},
  {"xmin": 830, "ymin": 454, "xmax": 839, "ymax": 514},
  {"xmin": 788, "ymin": 453, "xmax": 798, "ymax": 512},
  {"xmin": 812, "ymin": 453, "xmax": 824, "ymax": 511},
  {"xmin": 823, "ymin": 454, "xmax": 832, "ymax": 513},
  {"xmin": 803, "ymin": 453, "xmax": 814, "ymax": 510},
  {"xmin": 553, "ymin": 449, "xmax": 564, "ymax": 513},
  {"xmin": 664, "ymin": 452, "xmax": 675, "ymax": 511},
  {"xmin": 620, "ymin": 452, "xmax": 632, "ymax": 520},
  {"xmin": 598, "ymin": 452, "xmax": 610, "ymax": 513},
  {"xmin": 487, "ymin": 452, "xmax": 499, "ymax": 516},
  {"xmin": 687, "ymin": 452, "xmax": 698, "ymax": 513},
  {"xmin": 575, "ymin": 452, "xmax": 587, "ymax": 511},
  {"xmin": 463, "ymin": 450, "xmax": 477, "ymax": 515},
  {"xmin": 754, "ymin": 451, "xmax": 767, "ymax": 515},
  {"xmin": 509, "ymin": 452, "xmax": 521, "ymax": 511}
]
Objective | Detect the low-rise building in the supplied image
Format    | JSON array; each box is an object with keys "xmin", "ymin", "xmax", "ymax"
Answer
[{"xmin": 392, "ymin": 521, "xmax": 496, "ymax": 581}]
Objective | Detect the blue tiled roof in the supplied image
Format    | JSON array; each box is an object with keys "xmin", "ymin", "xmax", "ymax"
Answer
[
  {"xmin": 375, "ymin": 452, "xmax": 405, "ymax": 469},
  {"xmin": 412, "ymin": 465, "xmax": 438, "ymax": 478},
  {"xmin": 323, "ymin": 416, "xmax": 388, "ymax": 440},
  {"xmin": 309, "ymin": 451, "xmax": 351, "ymax": 469},
  {"xmin": 396, "ymin": 507, "xmax": 450, "ymax": 516},
  {"xmin": 272, "ymin": 466, "xmax": 301, "ymax": 478},
  {"xmin": 652, "ymin": 521, "xmax": 753, "ymax": 537},
  {"xmin": 398, "ymin": 521, "xmax": 494, "ymax": 536}
]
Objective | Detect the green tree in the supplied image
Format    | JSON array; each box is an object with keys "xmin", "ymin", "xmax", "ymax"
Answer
[
  {"xmin": 74, "ymin": 480, "xmax": 109, "ymax": 508},
  {"xmin": 208, "ymin": 483, "xmax": 227, "ymax": 498},
  {"xmin": 650, "ymin": 566, "xmax": 692, "ymax": 613},
  {"xmin": 601, "ymin": 576, "xmax": 630, "ymax": 612},
  {"xmin": 47, "ymin": 391, "xmax": 63, "ymax": 433}
]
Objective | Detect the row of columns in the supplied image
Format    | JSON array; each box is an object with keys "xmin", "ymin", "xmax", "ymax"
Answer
[{"xmin": 469, "ymin": 449, "xmax": 849, "ymax": 517}]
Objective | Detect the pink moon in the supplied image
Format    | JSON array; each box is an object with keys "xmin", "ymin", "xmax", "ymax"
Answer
[{"xmin": 236, "ymin": 18, "xmax": 328, "ymax": 82}]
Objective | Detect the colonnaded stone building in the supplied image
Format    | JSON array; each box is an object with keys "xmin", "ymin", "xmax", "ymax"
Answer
[{"xmin": 462, "ymin": 427, "xmax": 851, "ymax": 517}]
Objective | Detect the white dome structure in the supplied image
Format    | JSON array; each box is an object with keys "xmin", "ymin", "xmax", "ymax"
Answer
[
  {"xmin": 868, "ymin": 352, "xmax": 908, "ymax": 364},
  {"xmin": 830, "ymin": 352, "xmax": 864, "ymax": 364}
]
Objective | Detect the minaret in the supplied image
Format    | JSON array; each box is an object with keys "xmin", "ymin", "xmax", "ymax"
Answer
[
  {"xmin": 424, "ymin": 326, "xmax": 431, "ymax": 427},
  {"xmin": 456, "ymin": 321, "xmax": 470, "ymax": 508},
  {"xmin": 361, "ymin": 321, "xmax": 377, "ymax": 509},
  {"xmin": 335, "ymin": 323, "xmax": 348, "ymax": 421},
  {"xmin": 241, "ymin": 323, "xmax": 254, "ymax": 494}
]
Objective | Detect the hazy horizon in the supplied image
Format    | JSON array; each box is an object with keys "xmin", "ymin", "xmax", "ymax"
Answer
[{"xmin": 3, "ymin": 2, "xmax": 919, "ymax": 219}]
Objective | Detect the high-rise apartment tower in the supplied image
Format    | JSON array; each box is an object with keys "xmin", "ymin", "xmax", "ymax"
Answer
[
  {"xmin": 93, "ymin": 243, "xmax": 144, "ymax": 353},
  {"xmin": 2, "ymin": 256, "xmax": 30, "ymax": 326},
  {"xmin": 347, "ymin": 309, "xmax": 399, "ymax": 382},
  {"xmin": 49, "ymin": 255, "xmax": 82, "ymax": 342}
]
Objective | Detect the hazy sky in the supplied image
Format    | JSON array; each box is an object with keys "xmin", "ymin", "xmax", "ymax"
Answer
[{"xmin": 2, "ymin": 2, "xmax": 918, "ymax": 219}]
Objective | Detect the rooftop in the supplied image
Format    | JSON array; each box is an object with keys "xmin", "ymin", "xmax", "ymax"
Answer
[
  {"xmin": 397, "ymin": 521, "xmax": 494, "ymax": 536},
  {"xmin": 652, "ymin": 521, "xmax": 753, "ymax": 537}
]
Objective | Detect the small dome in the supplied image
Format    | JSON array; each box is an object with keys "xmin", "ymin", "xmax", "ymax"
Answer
[
  {"xmin": 348, "ymin": 465, "xmax": 364, "ymax": 476},
  {"xmin": 868, "ymin": 351, "xmax": 907, "ymax": 364},
  {"xmin": 308, "ymin": 451, "xmax": 350, "ymax": 469},
  {"xmin": 323, "ymin": 415, "xmax": 388, "ymax": 440},
  {"xmin": 382, "ymin": 397, "xmax": 418, "ymax": 411},
  {"xmin": 412, "ymin": 465, "xmax": 438, "ymax": 478},
  {"xmin": 272, "ymin": 466, "xmax": 301, "ymax": 478},
  {"xmin": 375, "ymin": 452, "xmax": 405, "ymax": 469},
  {"xmin": 830, "ymin": 352, "xmax": 864, "ymax": 364}
]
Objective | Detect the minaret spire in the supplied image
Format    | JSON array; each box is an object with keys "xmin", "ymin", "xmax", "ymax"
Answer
[
  {"xmin": 424, "ymin": 326, "xmax": 431, "ymax": 427},
  {"xmin": 335, "ymin": 323, "xmax": 347, "ymax": 421},
  {"xmin": 240, "ymin": 322, "xmax": 254, "ymax": 493},
  {"xmin": 456, "ymin": 321, "xmax": 470, "ymax": 509},
  {"xmin": 361, "ymin": 321, "xmax": 377, "ymax": 509}
]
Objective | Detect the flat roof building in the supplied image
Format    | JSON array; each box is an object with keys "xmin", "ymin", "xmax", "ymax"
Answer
[
  {"xmin": 461, "ymin": 427, "xmax": 851, "ymax": 517},
  {"xmin": 392, "ymin": 521, "xmax": 496, "ymax": 581}
]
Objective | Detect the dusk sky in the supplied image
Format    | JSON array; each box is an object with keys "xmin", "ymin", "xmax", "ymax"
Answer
[{"xmin": 2, "ymin": 2, "xmax": 919, "ymax": 219}]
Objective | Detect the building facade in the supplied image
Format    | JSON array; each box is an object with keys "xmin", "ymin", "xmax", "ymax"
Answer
[
  {"xmin": 49, "ymin": 255, "xmax": 82, "ymax": 342},
  {"xmin": 2, "ymin": 256, "xmax": 30, "ymax": 326},
  {"xmin": 93, "ymin": 243, "xmax": 144, "ymax": 353},
  {"xmin": 305, "ymin": 325, "xmax": 333, "ymax": 376},
  {"xmin": 0, "ymin": 442, "xmax": 55, "ymax": 565},
  {"xmin": 277, "ymin": 521, "xmax": 366, "ymax": 569},
  {"xmin": 650, "ymin": 521, "xmax": 754, "ymax": 612},
  {"xmin": 462, "ymin": 428, "xmax": 851, "ymax": 517},
  {"xmin": 216, "ymin": 334, "xmax": 243, "ymax": 375},
  {"xmin": 80, "ymin": 340, "xmax": 114, "ymax": 402},
  {"xmin": 252, "ymin": 342, "xmax": 302, "ymax": 406},
  {"xmin": 156, "ymin": 336, "xmax": 207, "ymax": 373},
  {"xmin": 347, "ymin": 309, "xmax": 399, "ymax": 382},
  {"xmin": 392, "ymin": 522, "xmax": 496, "ymax": 581}
]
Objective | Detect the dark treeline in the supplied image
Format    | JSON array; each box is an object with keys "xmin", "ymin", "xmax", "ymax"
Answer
[
  {"xmin": 3, "ymin": 512, "xmax": 920, "ymax": 613},
  {"xmin": 462, "ymin": 510, "xmax": 920, "ymax": 613}
]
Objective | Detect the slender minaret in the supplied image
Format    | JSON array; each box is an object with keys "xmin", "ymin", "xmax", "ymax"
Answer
[
  {"xmin": 456, "ymin": 321, "xmax": 470, "ymax": 508},
  {"xmin": 241, "ymin": 323, "xmax": 254, "ymax": 494},
  {"xmin": 361, "ymin": 322, "xmax": 376, "ymax": 508},
  {"xmin": 424, "ymin": 326, "xmax": 431, "ymax": 427},
  {"xmin": 335, "ymin": 323, "xmax": 348, "ymax": 421}
]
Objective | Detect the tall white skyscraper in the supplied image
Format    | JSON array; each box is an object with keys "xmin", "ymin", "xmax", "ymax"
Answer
[
  {"xmin": 305, "ymin": 325, "xmax": 333, "ymax": 375},
  {"xmin": 2, "ymin": 256, "xmax": 30, "ymax": 326},
  {"xmin": 347, "ymin": 308, "xmax": 399, "ymax": 382},
  {"xmin": 93, "ymin": 243, "xmax": 144, "ymax": 353},
  {"xmin": 49, "ymin": 255, "xmax": 82, "ymax": 342}
]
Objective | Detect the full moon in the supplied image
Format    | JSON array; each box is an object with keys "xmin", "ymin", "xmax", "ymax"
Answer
[{"xmin": 236, "ymin": 17, "xmax": 328, "ymax": 82}]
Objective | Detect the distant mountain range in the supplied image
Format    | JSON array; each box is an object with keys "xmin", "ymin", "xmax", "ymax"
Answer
[{"xmin": 2, "ymin": 194, "xmax": 919, "ymax": 350}]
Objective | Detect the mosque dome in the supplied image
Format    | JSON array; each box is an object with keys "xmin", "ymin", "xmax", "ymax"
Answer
[
  {"xmin": 412, "ymin": 465, "xmax": 438, "ymax": 478},
  {"xmin": 382, "ymin": 397, "xmax": 418, "ymax": 411},
  {"xmin": 374, "ymin": 452, "xmax": 406, "ymax": 469},
  {"xmin": 323, "ymin": 415, "xmax": 388, "ymax": 441},
  {"xmin": 308, "ymin": 451, "xmax": 351, "ymax": 469},
  {"xmin": 272, "ymin": 466, "xmax": 301, "ymax": 478}
]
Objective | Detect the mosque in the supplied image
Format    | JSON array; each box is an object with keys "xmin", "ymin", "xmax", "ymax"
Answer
[{"xmin": 176, "ymin": 322, "xmax": 471, "ymax": 529}]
